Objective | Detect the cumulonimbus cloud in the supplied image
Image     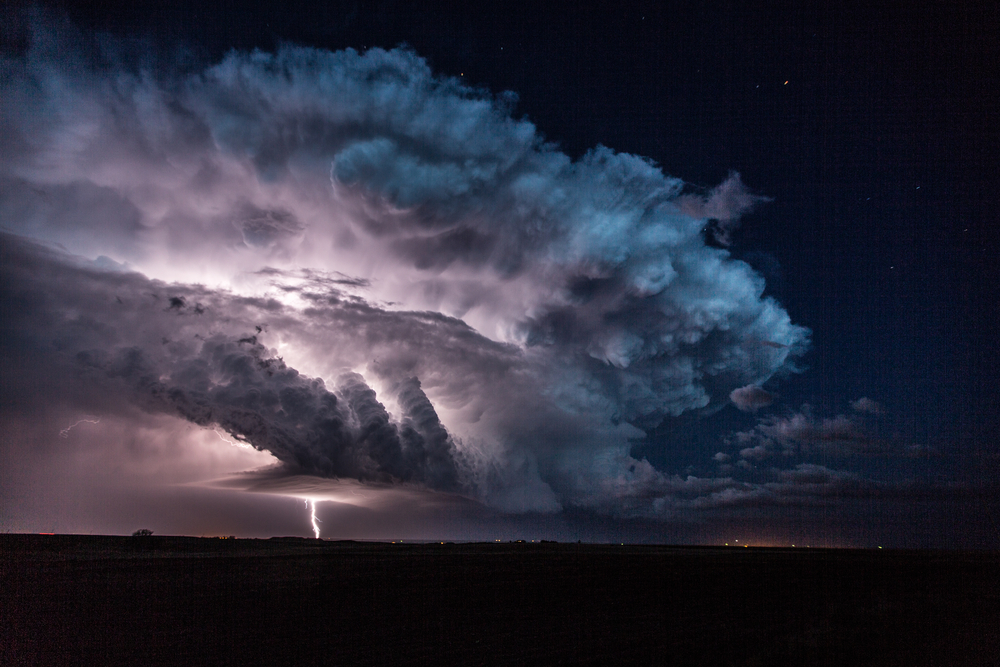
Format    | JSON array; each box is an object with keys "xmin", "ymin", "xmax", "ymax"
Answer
[{"xmin": 0, "ymin": 17, "xmax": 811, "ymax": 517}]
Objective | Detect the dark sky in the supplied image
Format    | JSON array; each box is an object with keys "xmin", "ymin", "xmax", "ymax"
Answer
[{"xmin": 1, "ymin": 0, "xmax": 997, "ymax": 547}]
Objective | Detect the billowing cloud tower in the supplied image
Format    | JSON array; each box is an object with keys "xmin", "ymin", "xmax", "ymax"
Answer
[{"xmin": 1, "ymin": 25, "xmax": 809, "ymax": 517}]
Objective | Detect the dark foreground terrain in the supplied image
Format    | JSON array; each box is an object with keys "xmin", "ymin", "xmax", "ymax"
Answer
[{"xmin": 2, "ymin": 535, "xmax": 998, "ymax": 666}]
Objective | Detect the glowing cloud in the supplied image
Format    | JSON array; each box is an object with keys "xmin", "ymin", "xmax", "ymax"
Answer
[{"xmin": 0, "ymin": 20, "xmax": 810, "ymax": 519}]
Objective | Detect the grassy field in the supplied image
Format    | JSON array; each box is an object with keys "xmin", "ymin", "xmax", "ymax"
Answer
[{"xmin": 2, "ymin": 534, "xmax": 998, "ymax": 665}]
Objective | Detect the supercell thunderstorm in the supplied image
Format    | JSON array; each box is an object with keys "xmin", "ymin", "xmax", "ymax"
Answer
[{"xmin": 1, "ymin": 28, "xmax": 813, "ymax": 518}]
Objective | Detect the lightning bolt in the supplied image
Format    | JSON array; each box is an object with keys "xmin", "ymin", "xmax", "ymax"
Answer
[
  {"xmin": 59, "ymin": 418, "xmax": 100, "ymax": 438},
  {"xmin": 306, "ymin": 499, "xmax": 322, "ymax": 539},
  {"xmin": 211, "ymin": 427, "xmax": 253, "ymax": 450}
]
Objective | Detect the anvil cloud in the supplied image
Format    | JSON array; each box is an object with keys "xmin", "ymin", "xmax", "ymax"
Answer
[{"xmin": 1, "ymin": 24, "xmax": 811, "ymax": 519}]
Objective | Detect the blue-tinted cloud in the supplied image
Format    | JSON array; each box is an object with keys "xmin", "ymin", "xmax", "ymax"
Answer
[{"xmin": 1, "ymin": 16, "xmax": 812, "ymax": 519}]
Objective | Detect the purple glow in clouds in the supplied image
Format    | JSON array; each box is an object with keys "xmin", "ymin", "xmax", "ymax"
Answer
[{"xmin": 1, "ymin": 23, "xmax": 815, "ymax": 522}]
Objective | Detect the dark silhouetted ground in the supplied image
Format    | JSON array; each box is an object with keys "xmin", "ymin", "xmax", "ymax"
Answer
[{"xmin": 2, "ymin": 535, "xmax": 998, "ymax": 665}]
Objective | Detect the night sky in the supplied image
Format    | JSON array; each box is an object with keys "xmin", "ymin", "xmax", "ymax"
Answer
[{"xmin": 2, "ymin": 1, "xmax": 997, "ymax": 547}]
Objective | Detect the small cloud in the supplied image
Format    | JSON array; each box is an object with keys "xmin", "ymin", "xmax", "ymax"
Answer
[
  {"xmin": 743, "ymin": 408, "xmax": 877, "ymax": 458},
  {"xmin": 739, "ymin": 444, "xmax": 771, "ymax": 461},
  {"xmin": 713, "ymin": 452, "xmax": 731, "ymax": 462},
  {"xmin": 675, "ymin": 172, "xmax": 771, "ymax": 245},
  {"xmin": 850, "ymin": 397, "xmax": 882, "ymax": 414},
  {"xmin": 730, "ymin": 384, "xmax": 775, "ymax": 412}
]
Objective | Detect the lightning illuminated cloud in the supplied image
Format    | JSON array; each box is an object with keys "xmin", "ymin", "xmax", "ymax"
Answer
[{"xmin": 0, "ymin": 18, "xmax": 811, "ymax": 518}]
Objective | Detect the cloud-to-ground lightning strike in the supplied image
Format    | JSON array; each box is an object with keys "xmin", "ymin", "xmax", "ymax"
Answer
[
  {"xmin": 306, "ymin": 499, "xmax": 321, "ymax": 539},
  {"xmin": 59, "ymin": 418, "xmax": 100, "ymax": 438}
]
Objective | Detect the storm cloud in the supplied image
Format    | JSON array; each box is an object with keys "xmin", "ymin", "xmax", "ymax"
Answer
[{"xmin": 1, "ymin": 18, "xmax": 813, "ymax": 519}]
